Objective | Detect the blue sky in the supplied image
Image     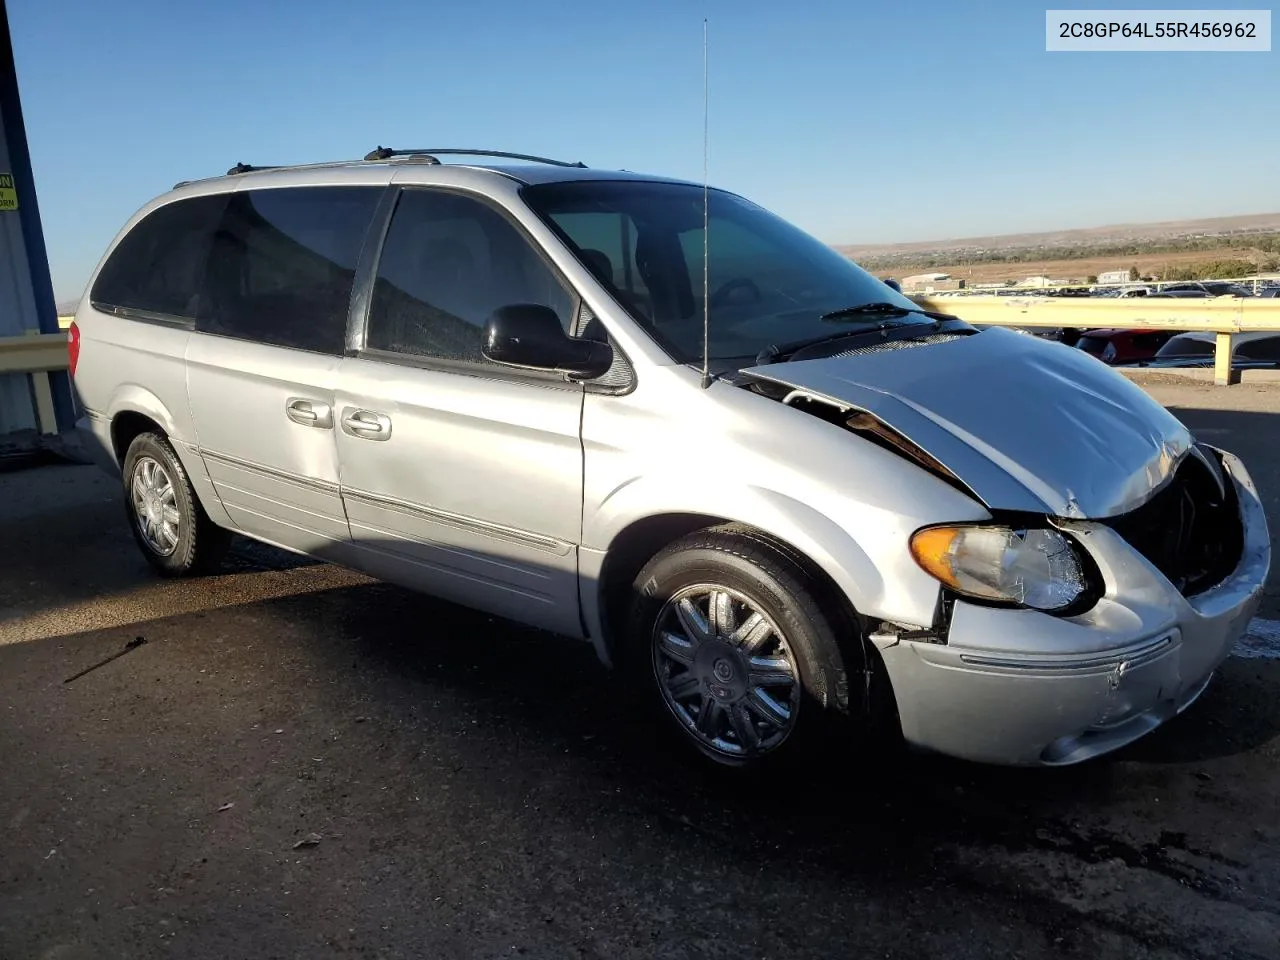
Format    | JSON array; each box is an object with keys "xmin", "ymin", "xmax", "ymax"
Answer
[{"xmin": 10, "ymin": 0, "xmax": 1279, "ymax": 302}]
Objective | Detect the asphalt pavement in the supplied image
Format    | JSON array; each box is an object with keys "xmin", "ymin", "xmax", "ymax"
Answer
[{"xmin": 1, "ymin": 376, "xmax": 1278, "ymax": 960}]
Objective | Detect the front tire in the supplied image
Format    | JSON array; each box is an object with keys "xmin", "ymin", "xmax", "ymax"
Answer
[
  {"xmin": 122, "ymin": 431, "xmax": 229, "ymax": 577},
  {"xmin": 625, "ymin": 526, "xmax": 870, "ymax": 770}
]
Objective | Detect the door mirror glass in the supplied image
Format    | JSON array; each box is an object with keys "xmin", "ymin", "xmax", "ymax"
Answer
[{"xmin": 482, "ymin": 304, "xmax": 614, "ymax": 379}]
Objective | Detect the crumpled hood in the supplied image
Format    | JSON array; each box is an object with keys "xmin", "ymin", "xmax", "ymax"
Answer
[{"xmin": 742, "ymin": 326, "xmax": 1193, "ymax": 519}]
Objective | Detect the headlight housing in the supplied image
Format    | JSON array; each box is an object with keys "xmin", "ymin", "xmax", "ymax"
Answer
[{"xmin": 909, "ymin": 524, "xmax": 1096, "ymax": 614}]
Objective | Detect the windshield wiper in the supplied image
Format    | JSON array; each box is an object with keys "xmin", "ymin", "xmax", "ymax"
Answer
[{"xmin": 753, "ymin": 313, "xmax": 963, "ymax": 366}]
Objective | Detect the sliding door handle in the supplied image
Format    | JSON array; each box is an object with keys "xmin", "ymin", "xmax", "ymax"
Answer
[{"xmin": 285, "ymin": 398, "xmax": 333, "ymax": 429}]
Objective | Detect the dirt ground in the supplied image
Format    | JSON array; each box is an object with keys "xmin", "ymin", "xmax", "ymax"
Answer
[{"xmin": 1, "ymin": 377, "xmax": 1278, "ymax": 959}]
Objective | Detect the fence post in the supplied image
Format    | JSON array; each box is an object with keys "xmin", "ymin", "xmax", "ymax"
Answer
[{"xmin": 1214, "ymin": 333, "xmax": 1238, "ymax": 386}]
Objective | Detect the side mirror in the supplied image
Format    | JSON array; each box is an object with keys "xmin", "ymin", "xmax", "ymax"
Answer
[
  {"xmin": 482, "ymin": 304, "xmax": 614, "ymax": 380},
  {"xmin": 882, "ymin": 277, "xmax": 903, "ymax": 294}
]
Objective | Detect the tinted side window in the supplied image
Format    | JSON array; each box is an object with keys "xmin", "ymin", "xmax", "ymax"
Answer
[
  {"xmin": 1076, "ymin": 335, "xmax": 1108, "ymax": 355},
  {"xmin": 197, "ymin": 186, "xmax": 381, "ymax": 354},
  {"xmin": 366, "ymin": 189, "xmax": 577, "ymax": 364},
  {"xmin": 91, "ymin": 195, "xmax": 226, "ymax": 319},
  {"xmin": 1238, "ymin": 337, "xmax": 1280, "ymax": 361},
  {"xmin": 1156, "ymin": 336, "xmax": 1212, "ymax": 358}
]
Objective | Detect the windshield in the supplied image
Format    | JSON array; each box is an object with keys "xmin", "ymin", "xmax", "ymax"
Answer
[{"xmin": 520, "ymin": 180, "xmax": 920, "ymax": 363}]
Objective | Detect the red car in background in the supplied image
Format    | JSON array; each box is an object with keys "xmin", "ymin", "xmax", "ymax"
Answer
[
  {"xmin": 1074, "ymin": 288, "xmax": 1219, "ymax": 363},
  {"xmin": 1074, "ymin": 328, "xmax": 1178, "ymax": 364}
]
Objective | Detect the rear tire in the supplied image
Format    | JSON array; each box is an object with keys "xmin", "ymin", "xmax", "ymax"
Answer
[
  {"xmin": 121, "ymin": 431, "xmax": 229, "ymax": 577},
  {"xmin": 624, "ymin": 525, "xmax": 876, "ymax": 771}
]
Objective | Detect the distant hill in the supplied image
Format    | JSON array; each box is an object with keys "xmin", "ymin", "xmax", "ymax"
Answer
[{"xmin": 838, "ymin": 212, "xmax": 1280, "ymax": 261}]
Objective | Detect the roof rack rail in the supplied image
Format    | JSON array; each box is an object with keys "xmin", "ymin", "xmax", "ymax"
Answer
[
  {"xmin": 363, "ymin": 146, "xmax": 587, "ymax": 168},
  {"xmin": 226, "ymin": 162, "xmax": 285, "ymax": 175}
]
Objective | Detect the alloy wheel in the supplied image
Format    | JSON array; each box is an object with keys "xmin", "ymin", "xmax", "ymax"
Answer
[
  {"xmin": 130, "ymin": 456, "xmax": 180, "ymax": 556},
  {"xmin": 651, "ymin": 584, "xmax": 802, "ymax": 759}
]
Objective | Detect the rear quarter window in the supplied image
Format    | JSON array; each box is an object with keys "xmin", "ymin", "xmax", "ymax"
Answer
[
  {"xmin": 1155, "ymin": 337, "xmax": 1214, "ymax": 358},
  {"xmin": 1076, "ymin": 335, "xmax": 1108, "ymax": 354},
  {"xmin": 90, "ymin": 194, "xmax": 228, "ymax": 320},
  {"xmin": 1237, "ymin": 337, "xmax": 1280, "ymax": 362}
]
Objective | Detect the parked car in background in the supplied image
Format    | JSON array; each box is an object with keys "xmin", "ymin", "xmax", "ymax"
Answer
[
  {"xmin": 68, "ymin": 148, "xmax": 1270, "ymax": 771},
  {"xmin": 1123, "ymin": 331, "xmax": 1280, "ymax": 369},
  {"xmin": 1075, "ymin": 328, "xmax": 1177, "ymax": 364},
  {"xmin": 1160, "ymin": 281, "xmax": 1252, "ymax": 297},
  {"xmin": 987, "ymin": 326, "xmax": 1084, "ymax": 346},
  {"xmin": 1258, "ymin": 287, "xmax": 1280, "ymax": 298},
  {"xmin": 1149, "ymin": 289, "xmax": 1213, "ymax": 299}
]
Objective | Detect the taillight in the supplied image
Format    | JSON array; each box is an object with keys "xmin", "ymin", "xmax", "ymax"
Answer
[{"xmin": 68, "ymin": 321, "xmax": 80, "ymax": 377}]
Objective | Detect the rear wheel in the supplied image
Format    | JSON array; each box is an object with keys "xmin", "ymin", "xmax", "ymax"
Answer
[
  {"xmin": 122, "ymin": 431, "xmax": 229, "ymax": 576},
  {"xmin": 626, "ymin": 526, "xmax": 874, "ymax": 769}
]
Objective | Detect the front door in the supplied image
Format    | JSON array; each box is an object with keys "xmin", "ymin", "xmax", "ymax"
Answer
[{"xmin": 335, "ymin": 187, "xmax": 586, "ymax": 637}]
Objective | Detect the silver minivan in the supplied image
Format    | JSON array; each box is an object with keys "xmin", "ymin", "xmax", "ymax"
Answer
[{"xmin": 69, "ymin": 149, "xmax": 1270, "ymax": 769}]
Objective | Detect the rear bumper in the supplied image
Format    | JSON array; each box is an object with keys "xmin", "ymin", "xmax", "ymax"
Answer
[
  {"xmin": 75, "ymin": 412, "xmax": 120, "ymax": 476},
  {"xmin": 880, "ymin": 449, "xmax": 1270, "ymax": 766}
]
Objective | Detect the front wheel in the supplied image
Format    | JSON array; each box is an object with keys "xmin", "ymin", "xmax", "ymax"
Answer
[{"xmin": 626, "ymin": 526, "xmax": 874, "ymax": 770}]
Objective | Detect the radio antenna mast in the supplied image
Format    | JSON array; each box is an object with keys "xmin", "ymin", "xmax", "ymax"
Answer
[{"xmin": 699, "ymin": 17, "xmax": 712, "ymax": 389}]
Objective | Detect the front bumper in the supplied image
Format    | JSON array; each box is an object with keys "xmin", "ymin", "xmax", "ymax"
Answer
[{"xmin": 878, "ymin": 449, "xmax": 1270, "ymax": 766}]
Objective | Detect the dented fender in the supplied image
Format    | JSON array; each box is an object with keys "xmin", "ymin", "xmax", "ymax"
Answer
[{"xmin": 581, "ymin": 370, "xmax": 992, "ymax": 644}]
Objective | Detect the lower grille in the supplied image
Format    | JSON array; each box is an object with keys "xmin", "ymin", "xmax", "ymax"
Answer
[{"xmin": 1105, "ymin": 447, "xmax": 1244, "ymax": 597}]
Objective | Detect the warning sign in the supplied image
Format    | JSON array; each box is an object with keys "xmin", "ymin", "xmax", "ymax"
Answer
[{"xmin": 0, "ymin": 173, "xmax": 18, "ymax": 211}]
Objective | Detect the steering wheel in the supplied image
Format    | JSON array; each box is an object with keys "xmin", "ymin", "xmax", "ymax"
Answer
[{"xmin": 708, "ymin": 277, "xmax": 761, "ymax": 309}]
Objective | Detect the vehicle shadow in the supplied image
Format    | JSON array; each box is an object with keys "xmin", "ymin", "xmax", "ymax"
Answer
[
  {"xmin": 0, "ymin": 579, "xmax": 1217, "ymax": 960},
  {"xmin": 0, "ymin": 576, "xmax": 1126, "ymax": 882},
  {"xmin": 3, "ymin": 478, "xmax": 1278, "ymax": 957},
  {"xmin": 206, "ymin": 570, "xmax": 1278, "ymax": 866},
  {"xmin": 0, "ymin": 462, "xmax": 317, "ymax": 633}
]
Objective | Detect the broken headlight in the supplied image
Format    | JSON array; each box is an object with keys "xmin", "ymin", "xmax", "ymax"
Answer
[{"xmin": 909, "ymin": 524, "xmax": 1094, "ymax": 614}]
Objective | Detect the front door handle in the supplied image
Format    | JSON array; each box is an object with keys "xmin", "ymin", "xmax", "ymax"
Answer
[
  {"xmin": 340, "ymin": 408, "xmax": 392, "ymax": 441},
  {"xmin": 286, "ymin": 397, "xmax": 333, "ymax": 429}
]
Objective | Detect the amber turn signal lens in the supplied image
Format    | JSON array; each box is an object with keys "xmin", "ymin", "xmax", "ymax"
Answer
[{"xmin": 909, "ymin": 525, "xmax": 961, "ymax": 587}]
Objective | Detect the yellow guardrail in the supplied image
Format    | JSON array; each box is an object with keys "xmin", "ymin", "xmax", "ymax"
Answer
[
  {"xmin": 0, "ymin": 332, "xmax": 68, "ymax": 434},
  {"xmin": 4, "ymin": 299, "xmax": 1279, "ymax": 430},
  {"xmin": 912, "ymin": 294, "xmax": 1280, "ymax": 384},
  {"xmin": 912, "ymin": 294, "xmax": 1280, "ymax": 332}
]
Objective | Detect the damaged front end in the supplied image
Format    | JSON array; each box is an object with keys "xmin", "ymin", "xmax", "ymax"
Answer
[
  {"xmin": 737, "ymin": 325, "xmax": 1252, "ymax": 629},
  {"xmin": 739, "ymin": 326, "xmax": 1194, "ymax": 520},
  {"xmin": 733, "ymin": 327, "xmax": 1269, "ymax": 763}
]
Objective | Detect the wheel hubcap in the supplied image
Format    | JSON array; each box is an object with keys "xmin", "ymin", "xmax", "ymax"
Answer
[
  {"xmin": 651, "ymin": 585, "xmax": 801, "ymax": 759},
  {"xmin": 131, "ymin": 456, "xmax": 180, "ymax": 557}
]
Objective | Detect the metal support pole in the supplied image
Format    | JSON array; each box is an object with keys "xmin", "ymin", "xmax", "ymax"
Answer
[
  {"xmin": 0, "ymin": 0, "xmax": 74, "ymax": 432},
  {"xmin": 1214, "ymin": 333, "xmax": 1238, "ymax": 386}
]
